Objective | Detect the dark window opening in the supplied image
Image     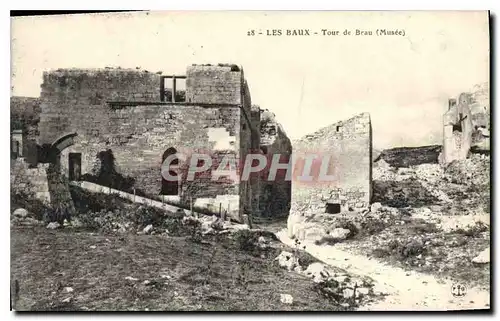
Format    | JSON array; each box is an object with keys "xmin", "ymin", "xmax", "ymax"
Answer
[
  {"xmin": 336, "ymin": 126, "xmax": 341, "ymax": 132},
  {"xmin": 68, "ymin": 153, "xmax": 82, "ymax": 181},
  {"xmin": 160, "ymin": 76, "xmax": 186, "ymax": 102},
  {"xmin": 268, "ymin": 126, "xmax": 276, "ymax": 135},
  {"xmin": 11, "ymin": 141, "xmax": 19, "ymax": 159},
  {"xmin": 452, "ymin": 123, "xmax": 463, "ymax": 132},
  {"xmin": 325, "ymin": 202, "xmax": 341, "ymax": 214},
  {"xmin": 448, "ymin": 99, "xmax": 457, "ymax": 109}
]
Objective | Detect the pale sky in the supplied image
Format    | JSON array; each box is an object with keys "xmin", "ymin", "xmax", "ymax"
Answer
[{"xmin": 10, "ymin": 11, "xmax": 489, "ymax": 149}]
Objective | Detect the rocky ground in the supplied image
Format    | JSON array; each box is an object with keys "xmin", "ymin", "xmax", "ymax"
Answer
[
  {"xmin": 286, "ymin": 153, "xmax": 491, "ymax": 309},
  {"xmin": 10, "ymin": 152, "xmax": 490, "ymax": 311},
  {"xmin": 11, "ymin": 189, "xmax": 383, "ymax": 311}
]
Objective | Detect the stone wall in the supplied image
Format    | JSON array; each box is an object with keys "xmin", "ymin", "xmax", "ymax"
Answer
[
  {"xmin": 32, "ymin": 64, "xmax": 297, "ymax": 222},
  {"xmin": 292, "ymin": 113, "xmax": 372, "ymax": 214},
  {"xmin": 259, "ymin": 110, "xmax": 293, "ymax": 217},
  {"xmin": 11, "ymin": 158, "xmax": 51, "ymax": 203},
  {"xmin": 38, "ymin": 68, "xmax": 162, "ymax": 144},
  {"xmin": 249, "ymin": 105, "xmax": 262, "ymax": 215},
  {"xmin": 11, "ymin": 158, "xmax": 75, "ymax": 212},
  {"xmin": 185, "ymin": 64, "xmax": 242, "ymax": 105}
]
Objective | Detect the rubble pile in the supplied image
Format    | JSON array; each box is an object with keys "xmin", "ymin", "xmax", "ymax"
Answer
[
  {"xmin": 11, "ymin": 208, "xmax": 43, "ymax": 227},
  {"xmin": 274, "ymin": 251, "xmax": 375, "ymax": 308},
  {"xmin": 444, "ymin": 154, "xmax": 490, "ymax": 187},
  {"xmin": 373, "ymin": 153, "xmax": 490, "ymax": 214}
]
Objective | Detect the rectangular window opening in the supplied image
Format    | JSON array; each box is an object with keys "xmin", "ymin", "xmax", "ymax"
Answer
[
  {"xmin": 161, "ymin": 76, "xmax": 186, "ymax": 103},
  {"xmin": 325, "ymin": 202, "xmax": 341, "ymax": 214}
]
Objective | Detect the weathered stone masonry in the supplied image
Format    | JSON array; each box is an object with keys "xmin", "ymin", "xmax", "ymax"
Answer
[
  {"xmin": 292, "ymin": 113, "xmax": 372, "ymax": 214},
  {"xmin": 258, "ymin": 110, "xmax": 293, "ymax": 217},
  {"xmin": 442, "ymin": 83, "xmax": 490, "ymax": 164},
  {"xmin": 35, "ymin": 64, "xmax": 286, "ymax": 222}
]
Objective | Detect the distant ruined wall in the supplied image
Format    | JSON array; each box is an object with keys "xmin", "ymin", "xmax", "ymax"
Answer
[
  {"xmin": 292, "ymin": 113, "xmax": 372, "ymax": 214},
  {"xmin": 10, "ymin": 97, "xmax": 41, "ymax": 142},
  {"xmin": 442, "ymin": 83, "xmax": 490, "ymax": 164}
]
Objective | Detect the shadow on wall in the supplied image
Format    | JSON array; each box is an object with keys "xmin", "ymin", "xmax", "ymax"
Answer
[
  {"xmin": 372, "ymin": 179, "xmax": 440, "ymax": 208},
  {"xmin": 259, "ymin": 184, "xmax": 291, "ymax": 218},
  {"xmin": 81, "ymin": 149, "xmax": 148, "ymax": 197}
]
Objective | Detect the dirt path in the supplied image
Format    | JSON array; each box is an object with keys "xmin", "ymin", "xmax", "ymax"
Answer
[{"xmin": 275, "ymin": 229, "xmax": 490, "ymax": 311}]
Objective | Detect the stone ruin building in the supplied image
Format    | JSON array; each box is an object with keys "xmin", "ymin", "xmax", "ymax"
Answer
[
  {"xmin": 292, "ymin": 113, "xmax": 372, "ymax": 215},
  {"xmin": 442, "ymin": 83, "xmax": 490, "ymax": 164},
  {"xmin": 11, "ymin": 64, "xmax": 292, "ymax": 223}
]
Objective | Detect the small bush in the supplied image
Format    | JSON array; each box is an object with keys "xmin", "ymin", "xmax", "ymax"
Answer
[
  {"xmin": 359, "ymin": 217, "xmax": 390, "ymax": 236},
  {"xmin": 410, "ymin": 223, "xmax": 440, "ymax": 234},
  {"xmin": 384, "ymin": 238, "xmax": 426, "ymax": 258},
  {"xmin": 128, "ymin": 205, "xmax": 164, "ymax": 227},
  {"xmin": 400, "ymin": 240, "xmax": 426, "ymax": 258},
  {"xmin": 183, "ymin": 217, "xmax": 203, "ymax": 243},
  {"xmin": 74, "ymin": 202, "xmax": 191, "ymax": 236},
  {"xmin": 43, "ymin": 205, "xmax": 71, "ymax": 224},
  {"xmin": 336, "ymin": 220, "xmax": 359, "ymax": 238},
  {"xmin": 371, "ymin": 248, "xmax": 391, "ymax": 258},
  {"xmin": 455, "ymin": 222, "xmax": 489, "ymax": 237},
  {"xmin": 76, "ymin": 210, "xmax": 103, "ymax": 231},
  {"xmin": 234, "ymin": 230, "xmax": 259, "ymax": 252}
]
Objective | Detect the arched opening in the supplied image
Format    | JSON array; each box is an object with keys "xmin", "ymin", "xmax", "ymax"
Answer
[
  {"xmin": 162, "ymin": 147, "xmax": 179, "ymax": 165},
  {"xmin": 51, "ymin": 132, "xmax": 78, "ymax": 155},
  {"xmin": 161, "ymin": 147, "xmax": 179, "ymax": 195}
]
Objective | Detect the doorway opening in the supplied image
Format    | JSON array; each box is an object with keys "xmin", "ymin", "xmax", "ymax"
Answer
[
  {"xmin": 68, "ymin": 153, "xmax": 82, "ymax": 181},
  {"xmin": 161, "ymin": 147, "xmax": 179, "ymax": 195}
]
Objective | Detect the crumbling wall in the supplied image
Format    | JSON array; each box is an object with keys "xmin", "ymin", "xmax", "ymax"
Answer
[
  {"xmin": 238, "ymin": 79, "xmax": 256, "ymax": 216},
  {"xmin": 442, "ymin": 82, "xmax": 490, "ymax": 164},
  {"xmin": 292, "ymin": 113, "xmax": 372, "ymax": 214},
  {"xmin": 185, "ymin": 64, "xmax": 242, "ymax": 105},
  {"xmin": 11, "ymin": 158, "xmax": 51, "ymax": 203},
  {"xmin": 258, "ymin": 110, "xmax": 292, "ymax": 217},
  {"xmin": 11, "ymin": 158, "xmax": 75, "ymax": 212},
  {"xmin": 249, "ymin": 105, "xmax": 262, "ymax": 215}
]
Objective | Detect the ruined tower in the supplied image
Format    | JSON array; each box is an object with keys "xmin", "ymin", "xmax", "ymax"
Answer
[
  {"xmin": 37, "ymin": 64, "xmax": 260, "ymax": 221},
  {"xmin": 35, "ymin": 64, "xmax": 292, "ymax": 222}
]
